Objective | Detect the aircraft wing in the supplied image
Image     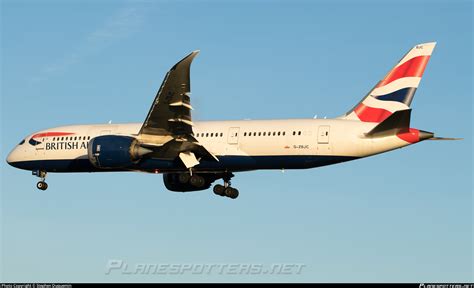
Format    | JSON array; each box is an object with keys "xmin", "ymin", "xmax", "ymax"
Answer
[
  {"xmin": 138, "ymin": 51, "xmax": 218, "ymax": 168},
  {"xmin": 139, "ymin": 51, "xmax": 199, "ymax": 136}
]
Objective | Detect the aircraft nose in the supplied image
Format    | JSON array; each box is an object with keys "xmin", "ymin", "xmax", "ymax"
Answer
[
  {"xmin": 6, "ymin": 150, "xmax": 14, "ymax": 166},
  {"xmin": 6, "ymin": 148, "xmax": 19, "ymax": 167}
]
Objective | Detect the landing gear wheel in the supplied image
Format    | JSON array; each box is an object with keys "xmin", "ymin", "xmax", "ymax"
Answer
[
  {"xmin": 37, "ymin": 181, "xmax": 48, "ymax": 191},
  {"xmin": 178, "ymin": 173, "xmax": 191, "ymax": 184},
  {"xmin": 190, "ymin": 175, "xmax": 205, "ymax": 188},
  {"xmin": 33, "ymin": 170, "xmax": 48, "ymax": 190},
  {"xmin": 213, "ymin": 184, "xmax": 225, "ymax": 196},
  {"xmin": 224, "ymin": 187, "xmax": 239, "ymax": 199}
]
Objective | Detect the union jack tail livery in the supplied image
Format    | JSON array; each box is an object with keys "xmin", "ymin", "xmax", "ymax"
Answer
[{"xmin": 343, "ymin": 42, "xmax": 436, "ymax": 123}]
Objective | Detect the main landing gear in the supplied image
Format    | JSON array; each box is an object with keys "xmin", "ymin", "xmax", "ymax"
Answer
[
  {"xmin": 177, "ymin": 171, "xmax": 239, "ymax": 199},
  {"xmin": 33, "ymin": 170, "xmax": 48, "ymax": 191},
  {"xmin": 213, "ymin": 173, "xmax": 239, "ymax": 199},
  {"xmin": 178, "ymin": 173, "xmax": 206, "ymax": 188}
]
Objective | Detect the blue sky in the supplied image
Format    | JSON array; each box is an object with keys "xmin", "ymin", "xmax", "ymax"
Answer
[{"xmin": 1, "ymin": 0, "xmax": 472, "ymax": 282}]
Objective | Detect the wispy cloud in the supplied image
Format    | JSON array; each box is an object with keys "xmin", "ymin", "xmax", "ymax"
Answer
[
  {"xmin": 31, "ymin": 5, "xmax": 145, "ymax": 83},
  {"xmin": 87, "ymin": 6, "xmax": 144, "ymax": 48}
]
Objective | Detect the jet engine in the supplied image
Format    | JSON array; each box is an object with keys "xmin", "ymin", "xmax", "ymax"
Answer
[{"xmin": 88, "ymin": 135, "xmax": 152, "ymax": 169}]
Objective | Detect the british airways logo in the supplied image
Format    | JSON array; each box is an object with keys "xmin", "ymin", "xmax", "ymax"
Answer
[
  {"xmin": 29, "ymin": 132, "xmax": 89, "ymax": 150},
  {"xmin": 46, "ymin": 141, "xmax": 89, "ymax": 150}
]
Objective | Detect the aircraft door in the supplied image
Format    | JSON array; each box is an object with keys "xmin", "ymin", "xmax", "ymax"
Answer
[
  {"xmin": 318, "ymin": 126, "xmax": 330, "ymax": 144},
  {"xmin": 227, "ymin": 127, "xmax": 240, "ymax": 144},
  {"xmin": 317, "ymin": 125, "xmax": 331, "ymax": 155}
]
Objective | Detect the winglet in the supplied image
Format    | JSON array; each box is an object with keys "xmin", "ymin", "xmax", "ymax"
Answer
[{"xmin": 170, "ymin": 50, "xmax": 200, "ymax": 72}]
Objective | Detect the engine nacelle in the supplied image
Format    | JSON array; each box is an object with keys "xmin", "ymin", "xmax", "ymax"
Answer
[
  {"xmin": 88, "ymin": 135, "xmax": 151, "ymax": 169},
  {"xmin": 163, "ymin": 173, "xmax": 215, "ymax": 192}
]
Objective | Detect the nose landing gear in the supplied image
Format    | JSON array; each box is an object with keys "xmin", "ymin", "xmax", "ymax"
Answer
[
  {"xmin": 36, "ymin": 181, "xmax": 48, "ymax": 190},
  {"xmin": 33, "ymin": 170, "xmax": 48, "ymax": 190}
]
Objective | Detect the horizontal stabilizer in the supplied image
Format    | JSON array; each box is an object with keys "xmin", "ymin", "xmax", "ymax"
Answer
[
  {"xmin": 366, "ymin": 109, "xmax": 411, "ymax": 137},
  {"xmin": 427, "ymin": 137, "xmax": 463, "ymax": 141}
]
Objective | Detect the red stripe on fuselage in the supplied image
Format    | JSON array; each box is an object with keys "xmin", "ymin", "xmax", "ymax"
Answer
[
  {"xmin": 32, "ymin": 132, "xmax": 75, "ymax": 139},
  {"xmin": 396, "ymin": 128, "xmax": 420, "ymax": 143},
  {"xmin": 376, "ymin": 55, "xmax": 430, "ymax": 88},
  {"xmin": 354, "ymin": 103, "xmax": 392, "ymax": 123}
]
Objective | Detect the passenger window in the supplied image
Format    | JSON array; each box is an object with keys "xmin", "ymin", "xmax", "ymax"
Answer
[
  {"xmin": 61, "ymin": 137, "xmax": 64, "ymax": 141},
  {"xmin": 211, "ymin": 133, "xmax": 214, "ymax": 137},
  {"xmin": 283, "ymin": 132, "xmax": 285, "ymax": 136},
  {"xmin": 263, "ymin": 132, "xmax": 266, "ymax": 136},
  {"xmin": 278, "ymin": 132, "xmax": 281, "ymax": 136},
  {"xmin": 298, "ymin": 131, "xmax": 301, "ymax": 135},
  {"xmin": 206, "ymin": 133, "xmax": 209, "ymax": 137},
  {"xmin": 258, "ymin": 132, "xmax": 261, "ymax": 136},
  {"xmin": 244, "ymin": 132, "xmax": 247, "ymax": 136}
]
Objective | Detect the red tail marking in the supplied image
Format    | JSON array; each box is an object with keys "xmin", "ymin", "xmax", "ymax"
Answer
[
  {"xmin": 376, "ymin": 55, "xmax": 430, "ymax": 88},
  {"xmin": 397, "ymin": 128, "xmax": 420, "ymax": 143},
  {"xmin": 354, "ymin": 103, "xmax": 392, "ymax": 123}
]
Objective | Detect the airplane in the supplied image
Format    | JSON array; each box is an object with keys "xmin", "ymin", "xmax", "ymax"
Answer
[{"xmin": 6, "ymin": 42, "xmax": 458, "ymax": 199}]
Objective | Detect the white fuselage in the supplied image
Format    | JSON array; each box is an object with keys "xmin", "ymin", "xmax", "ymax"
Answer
[{"xmin": 7, "ymin": 118, "xmax": 414, "ymax": 173}]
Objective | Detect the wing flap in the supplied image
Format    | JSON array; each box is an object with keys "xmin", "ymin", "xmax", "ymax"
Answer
[{"xmin": 179, "ymin": 151, "xmax": 200, "ymax": 168}]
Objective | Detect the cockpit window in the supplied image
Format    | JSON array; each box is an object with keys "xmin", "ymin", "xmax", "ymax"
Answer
[
  {"xmin": 18, "ymin": 139, "xmax": 25, "ymax": 145},
  {"xmin": 29, "ymin": 138, "xmax": 41, "ymax": 146}
]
